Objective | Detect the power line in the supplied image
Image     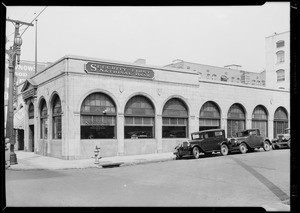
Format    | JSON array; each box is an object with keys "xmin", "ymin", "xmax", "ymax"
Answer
[{"xmin": 20, "ymin": 6, "xmax": 47, "ymax": 37}]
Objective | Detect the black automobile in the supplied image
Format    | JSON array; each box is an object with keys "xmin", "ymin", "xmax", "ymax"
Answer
[
  {"xmin": 174, "ymin": 129, "xmax": 232, "ymax": 159},
  {"xmin": 271, "ymin": 128, "xmax": 290, "ymax": 149},
  {"xmin": 230, "ymin": 129, "xmax": 271, "ymax": 154}
]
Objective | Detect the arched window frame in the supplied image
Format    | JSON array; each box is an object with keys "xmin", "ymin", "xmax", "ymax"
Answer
[
  {"xmin": 124, "ymin": 95, "xmax": 155, "ymax": 139},
  {"xmin": 80, "ymin": 92, "xmax": 117, "ymax": 139},
  {"xmin": 273, "ymin": 107, "xmax": 288, "ymax": 138},
  {"xmin": 162, "ymin": 98, "xmax": 188, "ymax": 138},
  {"xmin": 199, "ymin": 101, "xmax": 221, "ymax": 131},
  {"xmin": 227, "ymin": 103, "xmax": 246, "ymax": 138},
  {"xmin": 40, "ymin": 100, "xmax": 48, "ymax": 139},
  {"xmin": 52, "ymin": 95, "xmax": 62, "ymax": 139},
  {"xmin": 252, "ymin": 105, "xmax": 268, "ymax": 137},
  {"xmin": 276, "ymin": 69, "xmax": 285, "ymax": 81},
  {"xmin": 276, "ymin": 50, "xmax": 285, "ymax": 63}
]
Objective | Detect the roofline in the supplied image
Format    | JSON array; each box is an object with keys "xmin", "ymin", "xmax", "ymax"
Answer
[{"xmin": 265, "ymin": 31, "xmax": 290, "ymax": 38}]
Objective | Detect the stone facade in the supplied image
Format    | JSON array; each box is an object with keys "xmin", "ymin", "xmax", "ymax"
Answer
[{"xmin": 17, "ymin": 55, "xmax": 290, "ymax": 160}]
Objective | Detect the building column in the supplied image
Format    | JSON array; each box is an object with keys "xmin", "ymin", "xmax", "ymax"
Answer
[
  {"xmin": 222, "ymin": 116, "xmax": 228, "ymax": 137},
  {"xmin": 117, "ymin": 113, "xmax": 124, "ymax": 156},
  {"xmin": 268, "ymin": 115, "xmax": 274, "ymax": 139},
  {"xmin": 156, "ymin": 114, "xmax": 162, "ymax": 153},
  {"xmin": 33, "ymin": 97, "xmax": 38, "ymax": 153},
  {"xmin": 189, "ymin": 115, "xmax": 198, "ymax": 135}
]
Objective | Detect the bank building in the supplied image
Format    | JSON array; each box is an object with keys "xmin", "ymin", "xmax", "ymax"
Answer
[{"xmin": 13, "ymin": 31, "xmax": 290, "ymax": 159}]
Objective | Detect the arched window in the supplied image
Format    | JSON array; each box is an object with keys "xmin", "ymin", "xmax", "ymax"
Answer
[
  {"xmin": 80, "ymin": 93, "xmax": 116, "ymax": 139},
  {"xmin": 276, "ymin": 69, "xmax": 285, "ymax": 81},
  {"xmin": 162, "ymin": 98, "xmax": 188, "ymax": 138},
  {"xmin": 252, "ymin": 105, "xmax": 268, "ymax": 137},
  {"xmin": 273, "ymin": 107, "xmax": 288, "ymax": 138},
  {"xmin": 28, "ymin": 103, "xmax": 34, "ymax": 119},
  {"xmin": 276, "ymin": 50, "xmax": 285, "ymax": 63},
  {"xmin": 227, "ymin": 103, "xmax": 246, "ymax": 138},
  {"xmin": 52, "ymin": 95, "xmax": 62, "ymax": 139},
  {"xmin": 40, "ymin": 99, "xmax": 48, "ymax": 139},
  {"xmin": 199, "ymin": 101, "xmax": 221, "ymax": 131},
  {"xmin": 124, "ymin": 96, "xmax": 155, "ymax": 139}
]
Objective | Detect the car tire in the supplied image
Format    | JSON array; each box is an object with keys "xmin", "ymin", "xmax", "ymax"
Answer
[
  {"xmin": 220, "ymin": 144, "xmax": 229, "ymax": 156},
  {"xmin": 287, "ymin": 140, "xmax": 291, "ymax": 149},
  {"xmin": 263, "ymin": 141, "xmax": 270, "ymax": 151},
  {"xmin": 239, "ymin": 143, "xmax": 248, "ymax": 154},
  {"xmin": 192, "ymin": 147, "xmax": 201, "ymax": 159}
]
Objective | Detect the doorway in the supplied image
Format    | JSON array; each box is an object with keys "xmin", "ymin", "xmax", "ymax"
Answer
[
  {"xmin": 29, "ymin": 125, "xmax": 34, "ymax": 152},
  {"xmin": 17, "ymin": 130, "xmax": 24, "ymax": 150}
]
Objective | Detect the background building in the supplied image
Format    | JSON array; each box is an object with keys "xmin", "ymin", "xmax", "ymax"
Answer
[
  {"xmin": 265, "ymin": 31, "xmax": 290, "ymax": 90},
  {"xmin": 4, "ymin": 60, "xmax": 50, "ymax": 150}
]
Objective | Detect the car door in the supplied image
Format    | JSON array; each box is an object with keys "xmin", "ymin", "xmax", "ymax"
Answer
[
  {"xmin": 200, "ymin": 131, "xmax": 215, "ymax": 151},
  {"xmin": 212, "ymin": 130, "xmax": 224, "ymax": 150}
]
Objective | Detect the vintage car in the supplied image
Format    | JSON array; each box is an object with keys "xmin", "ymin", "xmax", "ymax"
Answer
[
  {"xmin": 174, "ymin": 129, "xmax": 233, "ymax": 159},
  {"xmin": 271, "ymin": 128, "xmax": 290, "ymax": 149},
  {"xmin": 230, "ymin": 129, "xmax": 271, "ymax": 154}
]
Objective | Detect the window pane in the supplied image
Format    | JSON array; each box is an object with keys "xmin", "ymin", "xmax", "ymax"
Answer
[
  {"xmin": 124, "ymin": 126, "xmax": 153, "ymax": 139},
  {"xmin": 81, "ymin": 126, "xmax": 115, "ymax": 139},
  {"xmin": 162, "ymin": 126, "xmax": 186, "ymax": 138},
  {"xmin": 53, "ymin": 116, "xmax": 62, "ymax": 139}
]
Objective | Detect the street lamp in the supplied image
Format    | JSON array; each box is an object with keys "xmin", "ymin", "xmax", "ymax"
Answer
[{"xmin": 5, "ymin": 23, "xmax": 23, "ymax": 165}]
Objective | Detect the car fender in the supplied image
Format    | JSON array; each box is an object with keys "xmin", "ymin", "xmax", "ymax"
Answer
[{"xmin": 191, "ymin": 144, "xmax": 203, "ymax": 152}]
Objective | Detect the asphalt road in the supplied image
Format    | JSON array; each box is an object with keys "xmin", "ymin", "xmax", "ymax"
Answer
[{"xmin": 5, "ymin": 149, "xmax": 290, "ymax": 209}]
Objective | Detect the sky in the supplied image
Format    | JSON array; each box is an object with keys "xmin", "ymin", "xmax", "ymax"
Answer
[{"xmin": 5, "ymin": 3, "xmax": 290, "ymax": 73}]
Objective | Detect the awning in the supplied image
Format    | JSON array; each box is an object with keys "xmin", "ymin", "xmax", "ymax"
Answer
[{"xmin": 14, "ymin": 107, "xmax": 25, "ymax": 129}]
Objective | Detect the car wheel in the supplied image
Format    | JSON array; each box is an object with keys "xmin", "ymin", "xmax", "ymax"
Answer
[
  {"xmin": 263, "ymin": 141, "xmax": 270, "ymax": 151},
  {"xmin": 239, "ymin": 143, "xmax": 248, "ymax": 154},
  {"xmin": 287, "ymin": 140, "xmax": 291, "ymax": 149},
  {"xmin": 192, "ymin": 147, "xmax": 201, "ymax": 159},
  {"xmin": 220, "ymin": 144, "xmax": 229, "ymax": 156}
]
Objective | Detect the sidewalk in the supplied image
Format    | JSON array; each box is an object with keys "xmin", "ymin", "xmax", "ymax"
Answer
[{"xmin": 7, "ymin": 151, "xmax": 176, "ymax": 170}]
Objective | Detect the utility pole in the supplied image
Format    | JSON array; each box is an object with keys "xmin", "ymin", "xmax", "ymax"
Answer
[
  {"xmin": 6, "ymin": 18, "xmax": 33, "ymax": 165},
  {"xmin": 35, "ymin": 19, "xmax": 37, "ymax": 73}
]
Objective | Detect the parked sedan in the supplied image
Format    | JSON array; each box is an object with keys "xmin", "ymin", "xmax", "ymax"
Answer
[
  {"xmin": 230, "ymin": 129, "xmax": 271, "ymax": 154},
  {"xmin": 174, "ymin": 129, "xmax": 232, "ymax": 159},
  {"xmin": 271, "ymin": 128, "xmax": 290, "ymax": 149}
]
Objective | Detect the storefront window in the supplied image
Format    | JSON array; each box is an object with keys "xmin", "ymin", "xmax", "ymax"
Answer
[
  {"xmin": 40, "ymin": 100, "xmax": 48, "ymax": 139},
  {"xmin": 80, "ymin": 93, "xmax": 116, "ymax": 139},
  {"xmin": 252, "ymin": 105, "xmax": 268, "ymax": 137},
  {"xmin": 227, "ymin": 103, "xmax": 245, "ymax": 138},
  {"xmin": 199, "ymin": 101, "xmax": 220, "ymax": 131},
  {"xmin": 124, "ymin": 96, "xmax": 155, "ymax": 139},
  {"xmin": 273, "ymin": 107, "xmax": 288, "ymax": 138},
  {"xmin": 52, "ymin": 95, "xmax": 62, "ymax": 139},
  {"xmin": 162, "ymin": 98, "xmax": 188, "ymax": 138}
]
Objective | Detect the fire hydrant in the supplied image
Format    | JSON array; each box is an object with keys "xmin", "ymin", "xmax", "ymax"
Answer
[{"xmin": 94, "ymin": 145, "xmax": 101, "ymax": 164}]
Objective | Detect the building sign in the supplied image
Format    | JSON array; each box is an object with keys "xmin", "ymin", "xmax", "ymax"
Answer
[{"xmin": 85, "ymin": 62, "xmax": 154, "ymax": 79}]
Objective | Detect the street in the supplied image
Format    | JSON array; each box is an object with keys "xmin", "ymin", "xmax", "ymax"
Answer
[{"xmin": 6, "ymin": 149, "xmax": 290, "ymax": 209}]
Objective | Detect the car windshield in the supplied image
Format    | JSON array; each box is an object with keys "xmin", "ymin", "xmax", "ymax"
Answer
[{"xmin": 191, "ymin": 133, "xmax": 204, "ymax": 140}]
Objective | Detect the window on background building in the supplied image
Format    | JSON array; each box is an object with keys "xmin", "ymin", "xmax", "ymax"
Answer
[
  {"xmin": 162, "ymin": 98, "xmax": 188, "ymax": 138},
  {"xmin": 276, "ymin": 40, "xmax": 285, "ymax": 48},
  {"xmin": 206, "ymin": 74, "xmax": 210, "ymax": 79},
  {"xmin": 252, "ymin": 80, "xmax": 256, "ymax": 85},
  {"xmin": 40, "ymin": 100, "xmax": 48, "ymax": 139},
  {"xmin": 28, "ymin": 103, "xmax": 34, "ymax": 119},
  {"xmin": 231, "ymin": 77, "xmax": 235, "ymax": 82},
  {"xmin": 52, "ymin": 95, "xmax": 62, "ymax": 139},
  {"xmin": 276, "ymin": 51, "xmax": 285, "ymax": 63},
  {"xmin": 199, "ymin": 101, "xmax": 221, "ymax": 131},
  {"xmin": 212, "ymin": 74, "xmax": 217, "ymax": 80},
  {"xmin": 227, "ymin": 103, "xmax": 246, "ymax": 138},
  {"xmin": 187, "ymin": 66, "xmax": 190, "ymax": 69},
  {"xmin": 252, "ymin": 105, "xmax": 268, "ymax": 137},
  {"xmin": 262, "ymin": 80, "xmax": 265, "ymax": 86},
  {"xmin": 198, "ymin": 72, "xmax": 202, "ymax": 79},
  {"xmin": 124, "ymin": 96, "xmax": 155, "ymax": 139},
  {"xmin": 257, "ymin": 80, "xmax": 261, "ymax": 85},
  {"xmin": 273, "ymin": 107, "xmax": 288, "ymax": 138},
  {"xmin": 221, "ymin": 75, "xmax": 228, "ymax": 82},
  {"xmin": 276, "ymin": 69, "xmax": 285, "ymax": 81},
  {"xmin": 236, "ymin": 78, "xmax": 240, "ymax": 83},
  {"xmin": 80, "ymin": 93, "xmax": 116, "ymax": 139}
]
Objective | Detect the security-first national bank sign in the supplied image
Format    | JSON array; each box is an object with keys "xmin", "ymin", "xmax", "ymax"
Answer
[{"xmin": 85, "ymin": 62, "xmax": 154, "ymax": 79}]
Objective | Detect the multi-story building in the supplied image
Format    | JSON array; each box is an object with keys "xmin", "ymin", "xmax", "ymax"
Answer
[
  {"xmin": 164, "ymin": 61, "xmax": 266, "ymax": 86},
  {"xmin": 265, "ymin": 31, "xmax": 290, "ymax": 90}
]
